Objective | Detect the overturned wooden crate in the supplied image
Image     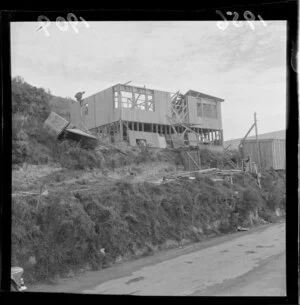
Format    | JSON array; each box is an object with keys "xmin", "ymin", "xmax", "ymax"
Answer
[
  {"xmin": 43, "ymin": 111, "xmax": 70, "ymax": 138},
  {"xmin": 44, "ymin": 111, "xmax": 98, "ymax": 148}
]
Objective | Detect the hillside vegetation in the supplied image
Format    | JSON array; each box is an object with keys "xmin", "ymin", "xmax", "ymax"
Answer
[{"xmin": 11, "ymin": 77, "xmax": 286, "ymax": 285}]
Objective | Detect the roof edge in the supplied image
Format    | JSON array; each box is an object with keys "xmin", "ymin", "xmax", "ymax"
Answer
[{"xmin": 185, "ymin": 89, "xmax": 225, "ymax": 102}]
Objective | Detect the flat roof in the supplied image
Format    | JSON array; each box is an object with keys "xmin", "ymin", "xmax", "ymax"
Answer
[{"xmin": 185, "ymin": 89, "xmax": 225, "ymax": 102}]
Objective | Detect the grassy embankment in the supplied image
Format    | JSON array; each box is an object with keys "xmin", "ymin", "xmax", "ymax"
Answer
[{"xmin": 11, "ymin": 77, "xmax": 286, "ymax": 284}]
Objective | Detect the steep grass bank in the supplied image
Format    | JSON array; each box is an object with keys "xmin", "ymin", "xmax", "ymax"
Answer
[{"xmin": 11, "ymin": 170, "xmax": 285, "ymax": 284}]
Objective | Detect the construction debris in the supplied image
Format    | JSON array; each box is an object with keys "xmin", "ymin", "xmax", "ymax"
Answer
[
  {"xmin": 162, "ymin": 168, "xmax": 242, "ymax": 184},
  {"xmin": 44, "ymin": 111, "xmax": 98, "ymax": 148},
  {"xmin": 43, "ymin": 111, "xmax": 70, "ymax": 137}
]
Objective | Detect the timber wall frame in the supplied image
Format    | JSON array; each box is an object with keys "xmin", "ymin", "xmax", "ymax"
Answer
[{"xmin": 90, "ymin": 120, "xmax": 224, "ymax": 146}]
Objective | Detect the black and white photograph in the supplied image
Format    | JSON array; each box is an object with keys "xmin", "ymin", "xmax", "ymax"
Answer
[{"xmin": 7, "ymin": 9, "xmax": 291, "ymax": 298}]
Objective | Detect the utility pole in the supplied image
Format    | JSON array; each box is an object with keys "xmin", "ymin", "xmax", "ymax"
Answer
[{"xmin": 254, "ymin": 112, "xmax": 261, "ymax": 170}]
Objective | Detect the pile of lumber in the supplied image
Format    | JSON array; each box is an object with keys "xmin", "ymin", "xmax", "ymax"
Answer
[{"xmin": 163, "ymin": 168, "xmax": 242, "ymax": 182}]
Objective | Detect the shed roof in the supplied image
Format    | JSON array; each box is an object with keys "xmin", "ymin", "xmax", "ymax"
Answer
[
  {"xmin": 65, "ymin": 128, "xmax": 97, "ymax": 139},
  {"xmin": 185, "ymin": 90, "xmax": 225, "ymax": 102}
]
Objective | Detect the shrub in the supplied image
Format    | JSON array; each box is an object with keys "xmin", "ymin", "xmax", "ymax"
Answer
[
  {"xmin": 265, "ymin": 187, "xmax": 283, "ymax": 211},
  {"xmin": 235, "ymin": 187, "xmax": 263, "ymax": 218},
  {"xmin": 259, "ymin": 207, "xmax": 278, "ymax": 223},
  {"xmin": 55, "ymin": 141, "xmax": 103, "ymax": 170}
]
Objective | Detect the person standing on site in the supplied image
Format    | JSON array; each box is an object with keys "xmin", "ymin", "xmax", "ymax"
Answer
[{"xmin": 75, "ymin": 91, "xmax": 85, "ymax": 106}]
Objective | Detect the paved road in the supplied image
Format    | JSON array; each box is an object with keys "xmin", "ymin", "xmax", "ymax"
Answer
[{"xmin": 30, "ymin": 221, "xmax": 286, "ymax": 296}]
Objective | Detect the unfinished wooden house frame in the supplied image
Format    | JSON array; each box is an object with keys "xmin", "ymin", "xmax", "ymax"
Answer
[{"xmin": 70, "ymin": 83, "xmax": 225, "ymax": 149}]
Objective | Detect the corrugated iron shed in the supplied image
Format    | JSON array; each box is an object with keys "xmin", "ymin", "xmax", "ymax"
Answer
[
  {"xmin": 224, "ymin": 129, "xmax": 285, "ymax": 150},
  {"xmin": 243, "ymin": 138, "xmax": 285, "ymax": 170}
]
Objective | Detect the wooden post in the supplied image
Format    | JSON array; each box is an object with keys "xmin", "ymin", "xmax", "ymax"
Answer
[
  {"xmin": 220, "ymin": 130, "xmax": 223, "ymax": 145},
  {"xmin": 142, "ymin": 122, "xmax": 144, "ymax": 132},
  {"xmin": 118, "ymin": 85, "xmax": 121, "ymax": 109},
  {"xmin": 110, "ymin": 123, "xmax": 114, "ymax": 143},
  {"xmin": 120, "ymin": 119, "xmax": 123, "ymax": 141},
  {"xmin": 254, "ymin": 112, "xmax": 261, "ymax": 170},
  {"xmin": 151, "ymin": 123, "xmax": 153, "ymax": 132}
]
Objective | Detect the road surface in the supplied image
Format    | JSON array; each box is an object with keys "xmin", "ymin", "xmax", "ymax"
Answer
[{"xmin": 30, "ymin": 221, "xmax": 286, "ymax": 296}]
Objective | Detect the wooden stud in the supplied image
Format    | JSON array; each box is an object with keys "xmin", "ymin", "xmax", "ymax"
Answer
[
  {"xmin": 142, "ymin": 122, "xmax": 144, "ymax": 132},
  {"xmin": 118, "ymin": 85, "xmax": 121, "ymax": 109},
  {"xmin": 131, "ymin": 86, "xmax": 134, "ymax": 109},
  {"xmin": 120, "ymin": 119, "xmax": 123, "ymax": 141}
]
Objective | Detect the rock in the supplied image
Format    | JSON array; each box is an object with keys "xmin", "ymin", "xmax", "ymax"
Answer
[
  {"xmin": 66, "ymin": 270, "xmax": 74, "ymax": 278},
  {"xmin": 28, "ymin": 256, "xmax": 36, "ymax": 265},
  {"xmin": 42, "ymin": 190, "xmax": 49, "ymax": 196},
  {"xmin": 115, "ymin": 255, "xmax": 123, "ymax": 263},
  {"xmin": 164, "ymin": 239, "xmax": 179, "ymax": 249}
]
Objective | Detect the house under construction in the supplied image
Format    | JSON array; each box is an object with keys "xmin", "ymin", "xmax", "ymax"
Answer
[{"xmin": 70, "ymin": 83, "xmax": 225, "ymax": 151}]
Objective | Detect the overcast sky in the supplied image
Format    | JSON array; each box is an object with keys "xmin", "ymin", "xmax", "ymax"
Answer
[{"xmin": 10, "ymin": 21, "xmax": 286, "ymax": 140}]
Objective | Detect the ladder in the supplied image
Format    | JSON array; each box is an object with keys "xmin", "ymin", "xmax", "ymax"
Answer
[{"xmin": 223, "ymin": 146, "xmax": 238, "ymax": 169}]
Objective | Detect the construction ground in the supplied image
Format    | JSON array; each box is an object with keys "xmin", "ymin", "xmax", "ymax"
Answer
[
  {"xmin": 12, "ymin": 139, "xmax": 286, "ymax": 289},
  {"xmin": 11, "ymin": 78, "xmax": 286, "ymax": 295}
]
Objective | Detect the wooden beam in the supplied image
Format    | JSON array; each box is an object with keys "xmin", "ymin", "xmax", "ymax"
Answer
[{"xmin": 254, "ymin": 112, "xmax": 261, "ymax": 170}]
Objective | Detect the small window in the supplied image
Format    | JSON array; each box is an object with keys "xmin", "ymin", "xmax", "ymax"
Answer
[
  {"xmin": 197, "ymin": 103, "xmax": 202, "ymax": 117},
  {"xmin": 203, "ymin": 103, "xmax": 213, "ymax": 118},
  {"xmin": 85, "ymin": 103, "xmax": 88, "ymax": 115}
]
